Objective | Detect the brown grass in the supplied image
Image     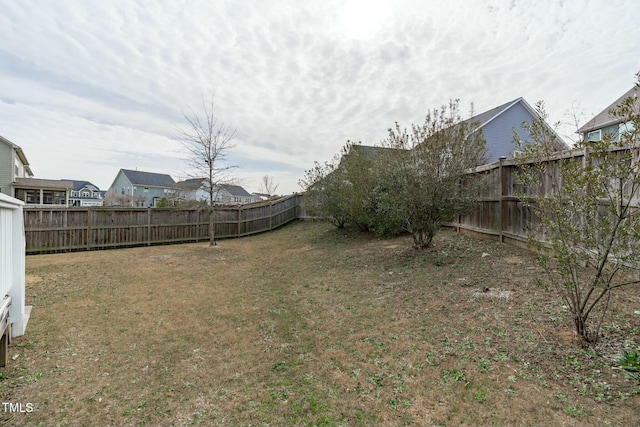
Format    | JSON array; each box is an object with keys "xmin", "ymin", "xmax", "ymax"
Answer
[{"xmin": 1, "ymin": 220, "xmax": 639, "ymax": 426}]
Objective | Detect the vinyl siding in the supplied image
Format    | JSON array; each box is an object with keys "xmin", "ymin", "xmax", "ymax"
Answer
[
  {"xmin": 0, "ymin": 143, "xmax": 12, "ymax": 196},
  {"xmin": 481, "ymin": 102, "xmax": 535, "ymax": 163}
]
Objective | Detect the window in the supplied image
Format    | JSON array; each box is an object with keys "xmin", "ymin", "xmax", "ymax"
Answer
[
  {"xmin": 587, "ymin": 129, "xmax": 601, "ymax": 142},
  {"xmin": 82, "ymin": 191, "xmax": 90, "ymax": 198},
  {"xmin": 618, "ymin": 121, "xmax": 635, "ymax": 141}
]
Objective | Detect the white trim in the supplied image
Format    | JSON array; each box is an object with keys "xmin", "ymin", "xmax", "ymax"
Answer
[{"xmin": 0, "ymin": 193, "xmax": 27, "ymax": 337}]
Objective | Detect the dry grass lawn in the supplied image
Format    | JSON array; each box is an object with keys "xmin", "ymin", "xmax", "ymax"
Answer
[{"xmin": 1, "ymin": 220, "xmax": 639, "ymax": 426}]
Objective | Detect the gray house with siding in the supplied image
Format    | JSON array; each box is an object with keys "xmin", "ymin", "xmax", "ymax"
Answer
[
  {"xmin": 0, "ymin": 135, "xmax": 33, "ymax": 198},
  {"xmin": 107, "ymin": 169, "xmax": 176, "ymax": 207},
  {"xmin": 1, "ymin": 135, "xmax": 72, "ymax": 205},
  {"xmin": 577, "ymin": 86, "xmax": 638, "ymax": 143},
  {"xmin": 465, "ymin": 97, "xmax": 568, "ymax": 163}
]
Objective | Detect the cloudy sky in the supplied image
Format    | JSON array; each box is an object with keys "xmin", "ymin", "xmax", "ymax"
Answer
[{"xmin": 1, "ymin": 0, "xmax": 639, "ymax": 194}]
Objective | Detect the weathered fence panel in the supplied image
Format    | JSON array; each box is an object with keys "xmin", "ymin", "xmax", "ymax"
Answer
[
  {"xmin": 24, "ymin": 194, "xmax": 304, "ymax": 254},
  {"xmin": 447, "ymin": 145, "xmax": 640, "ymax": 246}
]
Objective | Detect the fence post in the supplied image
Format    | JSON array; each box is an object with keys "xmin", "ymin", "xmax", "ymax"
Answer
[
  {"xmin": 147, "ymin": 207, "xmax": 151, "ymax": 246},
  {"xmin": 196, "ymin": 208, "xmax": 200, "ymax": 242},
  {"xmin": 498, "ymin": 156, "xmax": 507, "ymax": 243},
  {"xmin": 269, "ymin": 201, "xmax": 273, "ymax": 230},
  {"xmin": 86, "ymin": 209, "xmax": 92, "ymax": 251}
]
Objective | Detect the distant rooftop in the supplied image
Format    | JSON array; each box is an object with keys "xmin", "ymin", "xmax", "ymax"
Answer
[{"xmin": 121, "ymin": 169, "xmax": 175, "ymax": 187}]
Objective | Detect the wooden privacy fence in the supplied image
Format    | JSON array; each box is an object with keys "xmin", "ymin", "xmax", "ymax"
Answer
[
  {"xmin": 24, "ymin": 194, "xmax": 304, "ymax": 254},
  {"xmin": 446, "ymin": 145, "xmax": 640, "ymax": 247}
]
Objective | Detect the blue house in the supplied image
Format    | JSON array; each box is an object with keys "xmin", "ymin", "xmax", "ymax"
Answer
[
  {"xmin": 106, "ymin": 169, "xmax": 176, "ymax": 207},
  {"xmin": 465, "ymin": 97, "xmax": 568, "ymax": 163}
]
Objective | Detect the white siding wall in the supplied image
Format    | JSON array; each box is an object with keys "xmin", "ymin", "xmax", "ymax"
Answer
[{"xmin": 0, "ymin": 193, "xmax": 26, "ymax": 337}]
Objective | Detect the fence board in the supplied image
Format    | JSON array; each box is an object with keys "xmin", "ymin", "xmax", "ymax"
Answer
[{"xmin": 24, "ymin": 194, "xmax": 304, "ymax": 254}]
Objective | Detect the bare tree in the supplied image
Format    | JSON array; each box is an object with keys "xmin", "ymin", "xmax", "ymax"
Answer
[
  {"xmin": 174, "ymin": 95, "xmax": 237, "ymax": 246},
  {"xmin": 260, "ymin": 175, "xmax": 279, "ymax": 197}
]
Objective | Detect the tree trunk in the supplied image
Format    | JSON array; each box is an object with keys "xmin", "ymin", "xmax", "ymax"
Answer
[
  {"xmin": 574, "ymin": 312, "xmax": 596, "ymax": 344},
  {"xmin": 209, "ymin": 206, "xmax": 216, "ymax": 246}
]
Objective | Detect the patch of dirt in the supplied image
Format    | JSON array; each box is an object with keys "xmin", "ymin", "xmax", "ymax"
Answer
[
  {"xmin": 25, "ymin": 275, "xmax": 42, "ymax": 285},
  {"xmin": 471, "ymin": 287, "xmax": 515, "ymax": 299}
]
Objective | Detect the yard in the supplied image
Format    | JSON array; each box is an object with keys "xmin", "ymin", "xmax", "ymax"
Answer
[{"xmin": 1, "ymin": 220, "xmax": 639, "ymax": 426}]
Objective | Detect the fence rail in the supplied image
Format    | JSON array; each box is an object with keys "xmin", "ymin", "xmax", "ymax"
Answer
[
  {"xmin": 446, "ymin": 145, "xmax": 640, "ymax": 247},
  {"xmin": 24, "ymin": 194, "xmax": 304, "ymax": 254}
]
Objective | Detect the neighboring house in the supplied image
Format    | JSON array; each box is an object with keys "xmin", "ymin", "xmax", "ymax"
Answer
[
  {"xmin": 107, "ymin": 169, "xmax": 176, "ymax": 207},
  {"xmin": 174, "ymin": 178, "xmax": 256, "ymax": 204},
  {"xmin": 67, "ymin": 180, "xmax": 104, "ymax": 207},
  {"xmin": 174, "ymin": 178, "xmax": 209, "ymax": 203},
  {"xmin": 464, "ymin": 97, "xmax": 568, "ymax": 163},
  {"xmin": 577, "ymin": 86, "xmax": 638, "ymax": 142},
  {"xmin": 217, "ymin": 184, "xmax": 257, "ymax": 204},
  {"xmin": 1, "ymin": 135, "xmax": 72, "ymax": 205},
  {"xmin": 0, "ymin": 135, "xmax": 33, "ymax": 197}
]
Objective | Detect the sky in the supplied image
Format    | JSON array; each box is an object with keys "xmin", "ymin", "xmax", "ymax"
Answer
[{"xmin": 1, "ymin": 0, "xmax": 639, "ymax": 195}]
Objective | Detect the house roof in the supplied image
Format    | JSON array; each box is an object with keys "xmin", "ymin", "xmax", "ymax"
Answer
[
  {"xmin": 350, "ymin": 145, "xmax": 401, "ymax": 157},
  {"xmin": 14, "ymin": 178, "xmax": 73, "ymax": 190},
  {"xmin": 66, "ymin": 180, "xmax": 101, "ymax": 192},
  {"xmin": 0, "ymin": 135, "xmax": 34, "ymax": 176},
  {"xmin": 174, "ymin": 179, "xmax": 252, "ymax": 198},
  {"xmin": 120, "ymin": 169, "xmax": 175, "ymax": 187},
  {"xmin": 220, "ymin": 184, "xmax": 252, "ymax": 197},
  {"xmin": 465, "ymin": 97, "xmax": 569, "ymax": 151},
  {"xmin": 577, "ymin": 86, "xmax": 639, "ymax": 134},
  {"xmin": 465, "ymin": 98, "xmax": 519, "ymax": 130},
  {"xmin": 175, "ymin": 178, "xmax": 207, "ymax": 190}
]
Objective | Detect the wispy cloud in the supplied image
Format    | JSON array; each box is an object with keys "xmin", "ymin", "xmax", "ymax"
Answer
[{"xmin": 1, "ymin": 0, "xmax": 638, "ymax": 192}]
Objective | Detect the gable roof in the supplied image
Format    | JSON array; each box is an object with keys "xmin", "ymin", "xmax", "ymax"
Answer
[
  {"xmin": 0, "ymin": 135, "xmax": 34, "ymax": 176},
  {"xmin": 577, "ymin": 86, "xmax": 639, "ymax": 134},
  {"xmin": 465, "ymin": 97, "xmax": 569, "ymax": 151},
  {"xmin": 120, "ymin": 169, "xmax": 175, "ymax": 187},
  {"xmin": 465, "ymin": 98, "xmax": 519, "ymax": 130},
  {"xmin": 220, "ymin": 184, "xmax": 252, "ymax": 197}
]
